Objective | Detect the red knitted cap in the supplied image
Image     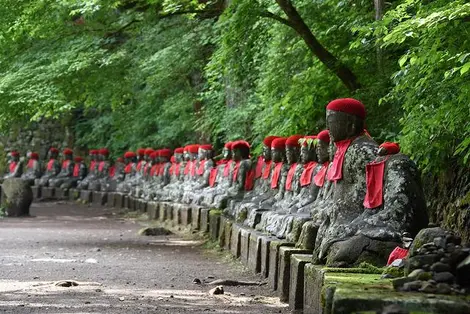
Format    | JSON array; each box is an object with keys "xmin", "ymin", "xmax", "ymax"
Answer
[
  {"xmin": 30, "ymin": 152, "xmax": 39, "ymax": 160},
  {"xmin": 137, "ymin": 148, "xmax": 146, "ymax": 156},
  {"xmin": 188, "ymin": 145, "xmax": 200, "ymax": 154},
  {"xmin": 263, "ymin": 136, "xmax": 280, "ymax": 147},
  {"xmin": 150, "ymin": 151, "xmax": 158, "ymax": 159},
  {"xmin": 89, "ymin": 149, "xmax": 98, "ymax": 155},
  {"xmin": 99, "ymin": 148, "xmax": 109, "ymax": 156},
  {"xmin": 224, "ymin": 142, "xmax": 233, "ymax": 149},
  {"xmin": 10, "ymin": 150, "xmax": 20, "ymax": 157},
  {"xmin": 199, "ymin": 144, "xmax": 213, "ymax": 151},
  {"xmin": 116, "ymin": 157, "xmax": 124, "ymax": 163},
  {"xmin": 380, "ymin": 142, "xmax": 400, "ymax": 154},
  {"xmin": 317, "ymin": 130, "xmax": 330, "ymax": 144},
  {"xmin": 124, "ymin": 151, "xmax": 136, "ymax": 159},
  {"xmin": 232, "ymin": 140, "xmax": 250, "ymax": 150},
  {"xmin": 50, "ymin": 147, "xmax": 59, "ymax": 154},
  {"xmin": 74, "ymin": 156, "xmax": 84, "ymax": 162},
  {"xmin": 174, "ymin": 147, "xmax": 184, "ymax": 154},
  {"xmin": 144, "ymin": 148, "xmax": 154, "ymax": 156},
  {"xmin": 271, "ymin": 137, "xmax": 287, "ymax": 150},
  {"xmin": 326, "ymin": 98, "xmax": 366, "ymax": 119},
  {"xmin": 286, "ymin": 135, "xmax": 303, "ymax": 148},
  {"xmin": 159, "ymin": 149, "xmax": 172, "ymax": 157},
  {"xmin": 63, "ymin": 148, "xmax": 73, "ymax": 155}
]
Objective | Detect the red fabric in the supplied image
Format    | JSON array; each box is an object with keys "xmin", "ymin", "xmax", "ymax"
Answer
[
  {"xmin": 232, "ymin": 140, "xmax": 250, "ymax": 150},
  {"xmin": 271, "ymin": 138, "xmax": 287, "ymax": 149},
  {"xmin": 263, "ymin": 136, "xmax": 279, "ymax": 147},
  {"xmin": 190, "ymin": 160, "xmax": 197, "ymax": 176},
  {"xmin": 216, "ymin": 159, "xmax": 227, "ymax": 166},
  {"xmin": 144, "ymin": 163, "xmax": 150, "ymax": 176},
  {"xmin": 188, "ymin": 145, "xmax": 200, "ymax": 154},
  {"xmin": 199, "ymin": 144, "xmax": 213, "ymax": 151},
  {"xmin": 224, "ymin": 142, "xmax": 233, "ymax": 149},
  {"xmin": 327, "ymin": 139, "xmax": 353, "ymax": 182},
  {"xmin": 159, "ymin": 149, "xmax": 172, "ymax": 157},
  {"xmin": 326, "ymin": 98, "xmax": 366, "ymax": 119},
  {"xmin": 387, "ymin": 246, "xmax": 409, "ymax": 266},
  {"xmin": 109, "ymin": 166, "xmax": 115, "ymax": 178},
  {"xmin": 47, "ymin": 159, "xmax": 55, "ymax": 171},
  {"xmin": 124, "ymin": 151, "xmax": 136, "ymax": 159},
  {"xmin": 197, "ymin": 160, "xmax": 207, "ymax": 176},
  {"xmin": 223, "ymin": 160, "xmax": 232, "ymax": 177},
  {"xmin": 175, "ymin": 147, "xmax": 184, "ymax": 154},
  {"xmin": 314, "ymin": 162, "xmax": 329, "ymax": 187},
  {"xmin": 90, "ymin": 160, "xmax": 96, "ymax": 171},
  {"xmin": 270, "ymin": 162, "xmax": 283, "ymax": 189},
  {"xmin": 9, "ymin": 162, "xmax": 17, "ymax": 173},
  {"xmin": 285, "ymin": 163, "xmax": 298, "ymax": 191},
  {"xmin": 99, "ymin": 148, "xmax": 109, "ymax": 156},
  {"xmin": 62, "ymin": 160, "xmax": 70, "ymax": 170},
  {"xmin": 317, "ymin": 130, "xmax": 330, "ymax": 144},
  {"xmin": 209, "ymin": 168, "xmax": 218, "ymax": 187},
  {"xmin": 63, "ymin": 148, "xmax": 73, "ymax": 155},
  {"xmin": 27, "ymin": 159, "xmax": 35, "ymax": 169},
  {"xmin": 363, "ymin": 157, "xmax": 388, "ymax": 209},
  {"xmin": 245, "ymin": 169, "xmax": 255, "ymax": 191},
  {"xmin": 124, "ymin": 163, "xmax": 133, "ymax": 174},
  {"xmin": 158, "ymin": 163, "xmax": 165, "ymax": 176},
  {"xmin": 30, "ymin": 153, "xmax": 39, "ymax": 160},
  {"xmin": 380, "ymin": 142, "xmax": 400, "ymax": 155},
  {"xmin": 98, "ymin": 161, "xmax": 105, "ymax": 172},
  {"xmin": 262, "ymin": 160, "xmax": 272, "ymax": 179},
  {"xmin": 286, "ymin": 135, "xmax": 303, "ymax": 148},
  {"xmin": 255, "ymin": 156, "xmax": 264, "ymax": 179},
  {"xmin": 136, "ymin": 160, "xmax": 143, "ymax": 171},
  {"xmin": 10, "ymin": 151, "xmax": 19, "ymax": 157},
  {"xmin": 232, "ymin": 161, "xmax": 241, "ymax": 182},
  {"xmin": 300, "ymin": 161, "xmax": 318, "ymax": 187},
  {"xmin": 150, "ymin": 164, "xmax": 158, "ymax": 176},
  {"xmin": 73, "ymin": 164, "xmax": 80, "ymax": 177},
  {"xmin": 184, "ymin": 161, "xmax": 191, "ymax": 175}
]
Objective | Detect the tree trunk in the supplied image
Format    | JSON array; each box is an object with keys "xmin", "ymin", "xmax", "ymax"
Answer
[
  {"xmin": 275, "ymin": 0, "xmax": 360, "ymax": 91},
  {"xmin": 374, "ymin": 0, "xmax": 385, "ymax": 75}
]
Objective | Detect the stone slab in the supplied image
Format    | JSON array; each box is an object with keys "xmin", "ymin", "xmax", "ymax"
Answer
[
  {"xmin": 69, "ymin": 188, "xmax": 80, "ymax": 201},
  {"xmin": 191, "ymin": 206, "xmax": 201, "ymax": 231},
  {"xmin": 260, "ymin": 235, "xmax": 278, "ymax": 278},
  {"xmin": 159, "ymin": 202, "xmax": 167, "ymax": 222},
  {"xmin": 289, "ymin": 254, "xmax": 312, "ymax": 311},
  {"xmin": 180, "ymin": 206, "xmax": 192, "ymax": 226},
  {"xmin": 172, "ymin": 204, "xmax": 181, "ymax": 226},
  {"xmin": 268, "ymin": 241, "xmax": 295, "ymax": 291},
  {"xmin": 93, "ymin": 192, "xmax": 108, "ymax": 206},
  {"xmin": 137, "ymin": 199, "xmax": 147, "ymax": 212},
  {"xmin": 278, "ymin": 247, "xmax": 311, "ymax": 302},
  {"xmin": 123, "ymin": 195, "xmax": 130, "ymax": 209},
  {"xmin": 55, "ymin": 188, "xmax": 68, "ymax": 200},
  {"xmin": 239, "ymin": 227, "xmax": 250, "ymax": 266},
  {"xmin": 80, "ymin": 190, "xmax": 92, "ymax": 203},
  {"xmin": 147, "ymin": 202, "xmax": 159, "ymax": 220},
  {"xmin": 113, "ymin": 193, "xmax": 125, "ymax": 208},
  {"xmin": 209, "ymin": 211, "xmax": 221, "ymax": 242},
  {"xmin": 303, "ymin": 264, "xmax": 327, "ymax": 314},
  {"xmin": 165, "ymin": 203, "xmax": 173, "ymax": 222},
  {"xmin": 247, "ymin": 231, "xmax": 263, "ymax": 274},
  {"xmin": 199, "ymin": 208, "xmax": 210, "ymax": 234},
  {"xmin": 31, "ymin": 186, "xmax": 41, "ymax": 200},
  {"xmin": 42, "ymin": 187, "xmax": 55, "ymax": 199},
  {"xmin": 230, "ymin": 223, "xmax": 242, "ymax": 258},
  {"xmin": 222, "ymin": 217, "xmax": 232, "ymax": 251}
]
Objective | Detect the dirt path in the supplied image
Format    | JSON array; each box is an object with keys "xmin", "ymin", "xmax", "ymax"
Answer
[{"xmin": 0, "ymin": 202, "xmax": 288, "ymax": 313}]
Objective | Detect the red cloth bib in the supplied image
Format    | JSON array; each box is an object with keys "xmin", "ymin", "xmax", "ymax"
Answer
[
  {"xmin": 109, "ymin": 165, "xmax": 115, "ymax": 178},
  {"xmin": 216, "ymin": 159, "xmax": 227, "ymax": 166},
  {"xmin": 183, "ymin": 161, "xmax": 191, "ymax": 175},
  {"xmin": 314, "ymin": 162, "xmax": 329, "ymax": 187},
  {"xmin": 136, "ymin": 160, "xmax": 143, "ymax": 171},
  {"xmin": 262, "ymin": 160, "xmax": 272, "ymax": 179},
  {"xmin": 47, "ymin": 159, "xmax": 55, "ymax": 171},
  {"xmin": 363, "ymin": 157, "xmax": 388, "ymax": 209},
  {"xmin": 27, "ymin": 159, "xmax": 35, "ymax": 169},
  {"xmin": 90, "ymin": 160, "xmax": 96, "ymax": 171},
  {"xmin": 144, "ymin": 163, "xmax": 150, "ymax": 175},
  {"xmin": 150, "ymin": 164, "xmax": 158, "ymax": 176},
  {"xmin": 232, "ymin": 161, "xmax": 241, "ymax": 182},
  {"xmin": 387, "ymin": 246, "xmax": 408, "ymax": 266},
  {"xmin": 245, "ymin": 169, "xmax": 255, "ymax": 191},
  {"xmin": 9, "ymin": 162, "xmax": 17, "ymax": 173},
  {"xmin": 285, "ymin": 163, "xmax": 298, "ymax": 191},
  {"xmin": 270, "ymin": 162, "xmax": 283, "ymax": 189},
  {"xmin": 223, "ymin": 160, "xmax": 232, "ymax": 177},
  {"xmin": 209, "ymin": 168, "xmax": 218, "ymax": 187},
  {"xmin": 62, "ymin": 160, "xmax": 70, "ymax": 170},
  {"xmin": 73, "ymin": 164, "xmax": 80, "ymax": 177},
  {"xmin": 158, "ymin": 163, "xmax": 165, "ymax": 176},
  {"xmin": 255, "ymin": 156, "xmax": 265, "ymax": 179},
  {"xmin": 190, "ymin": 161, "xmax": 197, "ymax": 176},
  {"xmin": 197, "ymin": 160, "xmax": 206, "ymax": 176},
  {"xmin": 98, "ymin": 161, "xmax": 105, "ymax": 172},
  {"xmin": 124, "ymin": 163, "xmax": 133, "ymax": 174},
  {"xmin": 300, "ymin": 161, "xmax": 318, "ymax": 187},
  {"xmin": 327, "ymin": 139, "xmax": 353, "ymax": 182}
]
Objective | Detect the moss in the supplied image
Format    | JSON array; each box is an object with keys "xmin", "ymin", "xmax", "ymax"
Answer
[
  {"xmin": 324, "ymin": 262, "xmax": 384, "ymax": 275},
  {"xmin": 209, "ymin": 209, "xmax": 223, "ymax": 216},
  {"xmin": 382, "ymin": 266, "xmax": 405, "ymax": 278},
  {"xmin": 236, "ymin": 208, "xmax": 247, "ymax": 222}
]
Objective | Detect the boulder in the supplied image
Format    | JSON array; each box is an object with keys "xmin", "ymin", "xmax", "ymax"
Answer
[
  {"xmin": 408, "ymin": 227, "xmax": 447, "ymax": 257},
  {"xmin": 1, "ymin": 178, "xmax": 33, "ymax": 216}
]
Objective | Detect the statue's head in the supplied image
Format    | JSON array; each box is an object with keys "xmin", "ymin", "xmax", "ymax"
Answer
[
  {"xmin": 10, "ymin": 151, "xmax": 20, "ymax": 162},
  {"xmin": 183, "ymin": 146, "xmax": 190, "ymax": 161},
  {"xmin": 222, "ymin": 142, "xmax": 233, "ymax": 160},
  {"xmin": 137, "ymin": 148, "xmax": 146, "ymax": 161},
  {"xmin": 189, "ymin": 144, "xmax": 199, "ymax": 161},
  {"xmin": 63, "ymin": 148, "xmax": 73, "ymax": 160},
  {"xmin": 231, "ymin": 140, "xmax": 250, "ymax": 162},
  {"xmin": 300, "ymin": 136, "xmax": 318, "ymax": 164},
  {"xmin": 49, "ymin": 147, "xmax": 59, "ymax": 159},
  {"xmin": 262, "ymin": 136, "xmax": 279, "ymax": 162},
  {"xmin": 159, "ymin": 149, "xmax": 172, "ymax": 163},
  {"xmin": 285, "ymin": 135, "xmax": 303, "ymax": 165},
  {"xmin": 174, "ymin": 147, "xmax": 184, "ymax": 163},
  {"xmin": 99, "ymin": 148, "xmax": 109, "ymax": 161},
  {"xmin": 271, "ymin": 138, "xmax": 287, "ymax": 163},
  {"xmin": 326, "ymin": 98, "xmax": 366, "ymax": 142},
  {"xmin": 30, "ymin": 152, "xmax": 39, "ymax": 161},
  {"xmin": 316, "ymin": 130, "xmax": 330, "ymax": 163},
  {"xmin": 124, "ymin": 151, "xmax": 136, "ymax": 164},
  {"xmin": 74, "ymin": 156, "xmax": 83, "ymax": 164},
  {"xmin": 199, "ymin": 144, "xmax": 213, "ymax": 160},
  {"xmin": 144, "ymin": 148, "xmax": 154, "ymax": 162},
  {"xmin": 378, "ymin": 142, "xmax": 400, "ymax": 156}
]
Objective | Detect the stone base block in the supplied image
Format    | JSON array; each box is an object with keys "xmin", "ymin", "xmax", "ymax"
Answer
[
  {"xmin": 289, "ymin": 254, "xmax": 312, "ymax": 311},
  {"xmin": 136, "ymin": 199, "xmax": 147, "ymax": 212},
  {"xmin": 268, "ymin": 241, "xmax": 295, "ymax": 290},
  {"xmin": 239, "ymin": 227, "xmax": 250, "ymax": 266},
  {"xmin": 80, "ymin": 190, "xmax": 92, "ymax": 203},
  {"xmin": 303, "ymin": 264, "xmax": 326, "ymax": 314},
  {"xmin": 219, "ymin": 216, "xmax": 232, "ymax": 249},
  {"xmin": 278, "ymin": 247, "xmax": 311, "ymax": 302},
  {"xmin": 113, "ymin": 193, "xmax": 125, "ymax": 208},
  {"xmin": 92, "ymin": 192, "xmax": 108, "ymax": 206},
  {"xmin": 260, "ymin": 235, "xmax": 277, "ymax": 278},
  {"xmin": 123, "ymin": 195, "xmax": 129, "ymax": 209},
  {"xmin": 209, "ymin": 211, "xmax": 221, "ymax": 242},
  {"xmin": 230, "ymin": 223, "xmax": 242, "ymax": 258},
  {"xmin": 159, "ymin": 202, "xmax": 167, "ymax": 222},
  {"xmin": 180, "ymin": 206, "xmax": 192, "ymax": 226},
  {"xmin": 55, "ymin": 188, "xmax": 68, "ymax": 200},
  {"xmin": 42, "ymin": 187, "xmax": 55, "ymax": 199},
  {"xmin": 248, "ymin": 231, "xmax": 263, "ymax": 274},
  {"xmin": 199, "ymin": 208, "xmax": 210, "ymax": 233},
  {"xmin": 31, "ymin": 186, "xmax": 41, "ymax": 200},
  {"xmin": 147, "ymin": 202, "xmax": 159, "ymax": 220},
  {"xmin": 128, "ymin": 196, "xmax": 137, "ymax": 211},
  {"xmin": 69, "ymin": 188, "xmax": 79, "ymax": 201},
  {"xmin": 172, "ymin": 204, "xmax": 181, "ymax": 226},
  {"xmin": 191, "ymin": 206, "xmax": 201, "ymax": 231}
]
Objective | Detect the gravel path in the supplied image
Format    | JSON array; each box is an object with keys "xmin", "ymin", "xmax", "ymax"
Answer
[{"xmin": 0, "ymin": 202, "xmax": 288, "ymax": 313}]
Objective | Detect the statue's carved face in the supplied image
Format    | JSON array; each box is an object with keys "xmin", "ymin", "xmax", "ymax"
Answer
[
  {"xmin": 50, "ymin": 152, "xmax": 59, "ymax": 159},
  {"xmin": 316, "ymin": 141, "xmax": 330, "ymax": 163},
  {"xmin": 183, "ymin": 151, "xmax": 190, "ymax": 161},
  {"xmin": 12, "ymin": 155, "xmax": 19, "ymax": 162},
  {"xmin": 232, "ymin": 149, "xmax": 242, "ymax": 162},
  {"xmin": 271, "ymin": 148, "xmax": 285, "ymax": 163},
  {"xmin": 286, "ymin": 146, "xmax": 299, "ymax": 165},
  {"xmin": 190, "ymin": 153, "xmax": 198, "ymax": 161},
  {"xmin": 160, "ymin": 156, "xmax": 169, "ymax": 163},
  {"xmin": 262, "ymin": 145, "xmax": 272, "ymax": 161},
  {"xmin": 65, "ymin": 154, "xmax": 73, "ymax": 160},
  {"xmin": 222, "ymin": 147, "xmax": 231, "ymax": 160},
  {"xmin": 326, "ymin": 110, "xmax": 363, "ymax": 142},
  {"xmin": 175, "ymin": 153, "xmax": 183, "ymax": 163},
  {"xmin": 300, "ymin": 145, "xmax": 317, "ymax": 164},
  {"xmin": 378, "ymin": 147, "xmax": 388, "ymax": 156},
  {"xmin": 198, "ymin": 148, "xmax": 206, "ymax": 160}
]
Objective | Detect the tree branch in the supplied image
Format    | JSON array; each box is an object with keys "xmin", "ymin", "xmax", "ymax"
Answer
[
  {"xmin": 259, "ymin": 11, "xmax": 294, "ymax": 28},
  {"xmin": 158, "ymin": 9, "xmax": 221, "ymax": 19}
]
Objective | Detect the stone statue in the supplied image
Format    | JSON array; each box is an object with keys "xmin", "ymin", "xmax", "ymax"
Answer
[
  {"xmin": 77, "ymin": 150, "xmax": 99, "ymax": 190},
  {"xmin": 152, "ymin": 149, "xmax": 173, "ymax": 200},
  {"xmin": 49, "ymin": 148, "xmax": 75, "ymax": 188},
  {"xmin": 106, "ymin": 157, "xmax": 126, "ymax": 191},
  {"xmin": 60, "ymin": 156, "xmax": 88, "ymax": 189},
  {"xmin": 160, "ymin": 147, "xmax": 185, "ymax": 201},
  {"xmin": 222, "ymin": 140, "xmax": 253, "ymax": 203},
  {"xmin": 36, "ymin": 147, "xmax": 61, "ymax": 187},
  {"xmin": 184, "ymin": 144, "xmax": 215, "ymax": 204},
  {"xmin": 4, "ymin": 151, "xmax": 23, "ymax": 179},
  {"xmin": 21, "ymin": 152, "xmax": 42, "ymax": 185},
  {"xmin": 116, "ymin": 151, "xmax": 137, "ymax": 193},
  {"xmin": 89, "ymin": 148, "xmax": 111, "ymax": 191},
  {"xmin": 312, "ymin": 98, "xmax": 428, "ymax": 267}
]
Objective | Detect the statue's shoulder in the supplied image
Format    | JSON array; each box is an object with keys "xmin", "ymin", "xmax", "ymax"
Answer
[{"xmin": 240, "ymin": 159, "xmax": 252, "ymax": 169}]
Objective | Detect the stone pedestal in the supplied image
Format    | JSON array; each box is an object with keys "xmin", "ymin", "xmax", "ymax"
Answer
[
  {"xmin": 137, "ymin": 199, "xmax": 147, "ymax": 212},
  {"xmin": 93, "ymin": 192, "xmax": 108, "ymax": 206},
  {"xmin": 289, "ymin": 254, "xmax": 312, "ymax": 311},
  {"xmin": 69, "ymin": 188, "xmax": 80, "ymax": 201},
  {"xmin": 230, "ymin": 223, "xmax": 242, "ymax": 258},
  {"xmin": 191, "ymin": 206, "xmax": 201, "ymax": 231},
  {"xmin": 180, "ymin": 206, "xmax": 192, "ymax": 226},
  {"xmin": 1, "ymin": 178, "xmax": 33, "ymax": 216},
  {"xmin": 248, "ymin": 231, "xmax": 263, "ymax": 274},
  {"xmin": 240, "ymin": 227, "xmax": 250, "ymax": 266},
  {"xmin": 113, "ymin": 193, "xmax": 125, "ymax": 208},
  {"xmin": 147, "ymin": 202, "xmax": 159, "ymax": 220},
  {"xmin": 55, "ymin": 188, "xmax": 68, "ymax": 200},
  {"xmin": 79, "ymin": 190, "xmax": 92, "ymax": 203},
  {"xmin": 199, "ymin": 208, "xmax": 210, "ymax": 233},
  {"xmin": 268, "ymin": 241, "xmax": 295, "ymax": 290},
  {"xmin": 221, "ymin": 217, "xmax": 232, "ymax": 251},
  {"xmin": 128, "ymin": 196, "xmax": 136, "ymax": 211},
  {"xmin": 260, "ymin": 235, "xmax": 278, "ymax": 278},
  {"xmin": 42, "ymin": 187, "xmax": 55, "ymax": 199},
  {"xmin": 31, "ymin": 186, "xmax": 41, "ymax": 200},
  {"xmin": 172, "ymin": 204, "xmax": 181, "ymax": 226},
  {"xmin": 278, "ymin": 247, "xmax": 311, "ymax": 302},
  {"xmin": 209, "ymin": 211, "xmax": 221, "ymax": 242}
]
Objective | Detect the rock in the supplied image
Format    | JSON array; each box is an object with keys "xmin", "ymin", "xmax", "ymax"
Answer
[
  {"xmin": 402, "ymin": 280, "xmax": 423, "ymax": 291},
  {"xmin": 85, "ymin": 258, "xmax": 98, "ymax": 264},
  {"xmin": 430, "ymin": 262, "xmax": 451, "ymax": 273},
  {"xmin": 209, "ymin": 286, "xmax": 224, "ymax": 295},
  {"xmin": 380, "ymin": 304, "xmax": 409, "ymax": 314},
  {"xmin": 407, "ymin": 269, "xmax": 424, "ymax": 279},
  {"xmin": 436, "ymin": 283, "xmax": 452, "ymax": 294},
  {"xmin": 119, "ymin": 297, "xmax": 125, "ymax": 301},
  {"xmin": 1, "ymin": 178, "xmax": 33, "ymax": 216},
  {"xmin": 392, "ymin": 277, "xmax": 413, "ymax": 290},
  {"xmin": 390, "ymin": 258, "xmax": 405, "ymax": 268},
  {"xmin": 433, "ymin": 271, "xmax": 455, "ymax": 283},
  {"xmin": 192, "ymin": 278, "xmax": 201, "ymax": 285},
  {"xmin": 433, "ymin": 237, "xmax": 447, "ymax": 249},
  {"xmin": 55, "ymin": 280, "xmax": 79, "ymax": 287},
  {"xmin": 408, "ymin": 227, "xmax": 446, "ymax": 257},
  {"xmin": 419, "ymin": 281, "xmax": 436, "ymax": 293},
  {"xmin": 138, "ymin": 227, "xmax": 172, "ymax": 236},
  {"xmin": 456, "ymin": 254, "xmax": 470, "ymax": 286},
  {"xmin": 405, "ymin": 254, "xmax": 440, "ymax": 275}
]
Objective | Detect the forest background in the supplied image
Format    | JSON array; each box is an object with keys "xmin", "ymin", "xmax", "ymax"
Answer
[{"xmin": 0, "ymin": 0, "xmax": 469, "ymax": 234}]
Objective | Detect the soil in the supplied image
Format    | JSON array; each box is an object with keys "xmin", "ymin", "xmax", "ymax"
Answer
[{"xmin": 0, "ymin": 201, "xmax": 288, "ymax": 313}]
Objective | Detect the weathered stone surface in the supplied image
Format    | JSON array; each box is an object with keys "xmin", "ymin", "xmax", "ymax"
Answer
[
  {"xmin": 1, "ymin": 178, "xmax": 33, "ymax": 216},
  {"xmin": 199, "ymin": 208, "xmax": 210, "ymax": 233},
  {"xmin": 289, "ymin": 254, "xmax": 311, "ymax": 311},
  {"xmin": 180, "ymin": 206, "xmax": 192, "ymax": 226},
  {"xmin": 209, "ymin": 210, "xmax": 221, "ymax": 242},
  {"xmin": 220, "ymin": 216, "xmax": 232, "ymax": 251},
  {"xmin": 303, "ymin": 264, "xmax": 327, "ymax": 314},
  {"xmin": 260, "ymin": 235, "xmax": 278, "ymax": 278},
  {"xmin": 278, "ymin": 246, "xmax": 311, "ymax": 302},
  {"xmin": 55, "ymin": 187, "xmax": 69, "ymax": 199},
  {"xmin": 147, "ymin": 202, "xmax": 159, "ymax": 220},
  {"xmin": 239, "ymin": 227, "xmax": 250, "ymax": 265},
  {"xmin": 191, "ymin": 206, "xmax": 201, "ymax": 231},
  {"xmin": 247, "ymin": 231, "xmax": 263, "ymax": 274},
  {"xmin": 69, "ymin": 188, "xmax": 79, "ymax": 201},
  {"xmin": 268, "ymin": 241, "xmax": 294, "ymax": 291},
  {"xmin": 92, "ymin": 192, "xmax": 108, "ymax": 206},
  {"xmin": 31, "ymin": 186, "xmax": 41, "ymax": 200},
  {"xmin": 79, "ymin": 190, "xmax": 92, "ymax": 203},
  {"xmin": 408, "ymin": 227, "xmax": 447, "ymax": 257},
  {"xmin": 230, "ymin": 223, "xmax": 242, "ymax": 258},
  {"xmin": 42, "ymin": 187, "xmax": 55, "ymax": 199}
]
